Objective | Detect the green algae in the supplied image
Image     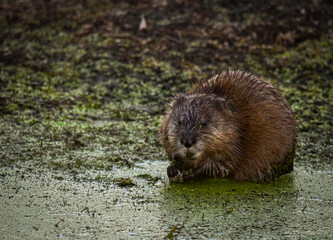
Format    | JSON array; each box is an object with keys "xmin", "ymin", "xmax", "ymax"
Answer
[
  {"xmin": 1, "ymin": 162, "xmax": 331, "ymax": 239},
  {"xmin": 114, "ymin": 177, "xmax": 136, "ymax": 188}
]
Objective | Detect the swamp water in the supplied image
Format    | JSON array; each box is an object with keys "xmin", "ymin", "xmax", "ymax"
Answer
[{"xmin": 1, "ymin": 160, "xmax": 332, "ymax": 239}]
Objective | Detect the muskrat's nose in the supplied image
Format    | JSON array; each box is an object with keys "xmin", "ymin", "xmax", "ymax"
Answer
[
  {"xmin": 183, "ymin": 138, "xmax": 196, "ymax": 148},
  {"xmin": 184, "ymin": 141, "xmax": 192, "ymax": 148}
]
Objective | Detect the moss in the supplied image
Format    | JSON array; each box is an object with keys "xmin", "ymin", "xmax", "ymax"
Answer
[
  {"xmin": 0, "ymin": 0, "xmax": 332, "ymax": 174},
  {"xmin": 114, "ymin": 177, "xmax": 136, "ymax": 188},
  {"xmin": 137, "ymin": 174, "xmax": 161, "ymax": 185}
]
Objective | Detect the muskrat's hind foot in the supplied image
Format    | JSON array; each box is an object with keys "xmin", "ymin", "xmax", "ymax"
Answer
[{"xmin": 218, "ymin": 167, "xmax": 230, "ymax": 178}]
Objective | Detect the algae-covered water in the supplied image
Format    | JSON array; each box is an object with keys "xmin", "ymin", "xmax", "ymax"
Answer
[
  {"xmin": 1, "ymin": 0, "xmax": 332, "ymax": 239},
  {"xmin": 1, "ymin": 161, "xmax": 332, "ymax": 239}
]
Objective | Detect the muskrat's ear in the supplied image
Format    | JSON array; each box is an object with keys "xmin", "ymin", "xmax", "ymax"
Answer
[
  {"xmin": 215, "ymin": 97, "xmax": 226, "ymax": 107},
  {"xmin": 213, "ymin": 97, "xmax": 228, "ymax": 112},
  {"xmin": 170, "ymin": 93, "xmax": 186, "ymax": 108}
]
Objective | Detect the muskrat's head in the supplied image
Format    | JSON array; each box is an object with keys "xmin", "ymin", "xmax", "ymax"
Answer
[{"xmin": 166, "ymin": 93, "xmax": 237, "ymax": 162}]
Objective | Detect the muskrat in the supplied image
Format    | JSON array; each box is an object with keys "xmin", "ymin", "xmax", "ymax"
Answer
[{"xmin": 161, "ymin": 70, "xmax": 297, "ymax": 182}]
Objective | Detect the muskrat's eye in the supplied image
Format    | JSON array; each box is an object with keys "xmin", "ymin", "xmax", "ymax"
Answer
[
  {"xmin": 178, "ymin": 120, "xmax": 182, "ymax": 125},
  {"xmin": 201, "ymin": 122, "xmax": 207, "ymax": 127}
]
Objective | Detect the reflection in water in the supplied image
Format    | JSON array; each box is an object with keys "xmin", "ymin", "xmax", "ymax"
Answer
[{"xmin": 160, "ymin": 175, "xmax": 298, "ymax": 238}]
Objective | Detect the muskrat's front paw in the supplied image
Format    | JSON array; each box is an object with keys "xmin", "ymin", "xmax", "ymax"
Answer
[
  {"xmin": 167, "ymin": 165, "xmax": 180, "ymax": 179},
  {"xmin": 168, "ymin": 170, "xmax": 192, "ymax": 183},
  {"xmin": 179, "ymin": 170, "xmax": 195, "ymax": 182},
  {"xmin": 169, "ymin": 174, "xmax": 183, "ymax": 183}
]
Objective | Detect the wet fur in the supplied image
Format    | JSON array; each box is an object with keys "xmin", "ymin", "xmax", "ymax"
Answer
[{"xmin": 161, "ymin": 70, "xmax": 297, "ymax": 181}]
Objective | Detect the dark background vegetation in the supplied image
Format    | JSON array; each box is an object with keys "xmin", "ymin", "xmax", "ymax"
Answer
[{"xmin": 0, "ymin": 0, "xmax": 332, "ymax": 171}]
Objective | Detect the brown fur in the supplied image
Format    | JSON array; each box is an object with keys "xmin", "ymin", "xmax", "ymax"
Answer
[{"xmin": 161, "ymin": 70, "xmax": 297, "ymax": 181}]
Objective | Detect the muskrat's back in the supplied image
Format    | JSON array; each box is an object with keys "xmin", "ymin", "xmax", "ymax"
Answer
[{"xmin": 161, "ymin": 70, "xmax": 297, "ymax": 181}]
